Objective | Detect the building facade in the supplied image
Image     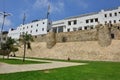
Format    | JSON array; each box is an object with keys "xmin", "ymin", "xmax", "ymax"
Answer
[
  {"xmin": 8, "ymin": 19, "xmax": 52, "ymax": 39},
  {"xmin": 8, "ymin": 7, "xmax": 120, "ymax": 39},
  {"xmin": 52, "ymin": 6, "xmax": 120, "ymax": 33}
]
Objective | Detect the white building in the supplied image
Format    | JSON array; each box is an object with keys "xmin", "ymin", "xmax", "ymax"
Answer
[
  {"xmin": 8, "ymin": 6, "xmax": 120, "ymax": 39},
  {"xmin": 52, "ymin": 6, "xmax": 120, "ymax": 33},
  {"xmin": 8, "ymin": 19, "xmax": 51, "ymax": 39}
]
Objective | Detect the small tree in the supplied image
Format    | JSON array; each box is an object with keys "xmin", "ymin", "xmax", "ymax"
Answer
[
  {"xmin": 11, "ymin": 47, "xmax": 19, "ymax": 57},
  {"xmin": 20, "ymin": 33, "xmax": 33, "ymax": 62},
  {"xmin": 0, "ymin": 37, "xmax": 17, "ymax": 59}
]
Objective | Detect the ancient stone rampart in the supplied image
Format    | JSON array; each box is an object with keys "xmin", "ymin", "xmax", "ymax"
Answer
[
  {"xmin": 46, "ymin": 32, "xmax": 56, "ymax": 49},
  {"xmin": 56, "ymin": 29, "xmax": 98, "ymax": 42},
  {"xmin": 96, "ymin": 24, "xmax": 112, "ymax": 47},
  {"xmin": 32, "ymin": 23, "xmax": 120, "ymax": 48}
]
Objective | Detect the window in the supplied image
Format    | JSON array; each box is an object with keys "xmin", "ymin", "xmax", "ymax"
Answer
[
  {"xmin": 67, "ymin": 28, "xmax": 70, "ymax": 32},
  {"xmin": 91, "ymin": 26, "xmax": 93, "ymax": 29},
  {"xmin": 109, "ymin": 21, "xmax": 112, "ymax": 24},
  {"xmin": 78, "ymin": 27, "xmax": 82, "ymax": 30},
  {"xmin": 86, "ymin": 20, "xmax": 89, "ymax": 23},
  {"xmin": 49, "ymin": 22, "xmax": 51, "ymax": 25},
  {"xmin": 30, "ymin": 30, "xmax": 32, "ymax": 33},
  {"xmin": 36, "ymin": 29, "xmax": 38, "ymax": 32},
  {"xmin": 43, "ymin": 22, "xmax": 45, "ymax": 24},
  {"xmin": 3, "ymin": 37, "xmax": 6, "ymax": 41},
  {"xmin": 90, "ymin": 25, "xmax": 94, "ymax": 29},
  {"xmin": 42, "ymin": 28, "xmax": 44, "ymax": 31},
  {"xmin": 26, "ymin": 31, "xmax": 28, "ymax": 34},
  {"xmin": 68, "ymin": 21, "xmax": 71, "ymax": 25},
  {"xmin": 73, "ymin": 28, "xmax": 77, "ymax": 31},
  {"xmin": 58, "ymin": 27, "xmax": 63, "ymax": 33},
  {"xmin": 118, "ymin": 27, "xmax": 120, "ymax": 29},
  {"xmin": 111, "ymin": 34, "xmax": 114, "ymax": 39},
  {"xmin": 105, "ymin": 21, "xmax": 107, "ymax": 24},
  {"xmin": 119, "ymin": 20, "xmax": 120, "ymax": 22},
  {"xmin": 114, "ymin": 20, "xmax": 116, "ymax": 23},
  {"xmin": 31, "ymin": 25, "xmax": 33, "ymax": 28},
  {"xmin": 27, "ymin": 26, "xmax": 28, "ymax": 29},
  {"xmin": 37, "ymin": 24, "xmax": 38, "ymax": 26},
  {"xmin": 119, "ymin": 12, "xmax": 120, "ymax": 14},
  {"xmin": 73, "ymin": 20, "xmax": 77, "ymax": 25},
  {"xmin": 23, "ymin": 27, "xmax": 25, "ymax": 29},
  {"xmin": 22, "ymin": 32, "xmax": 24, "ymax": 34},
  {"xmin": 95, "ymin": 18, "xmax": 98, "ymax": 22},
  {"xmin": 114, "ymin": 12, "xmax": 117, "ymax": 16},
  {"xmin": 90, "ymin": 19, "xmax": 93, "ymax": 23},
  {"xmin": 35, "ymin": 36, "xmax": 37, "ymax": 38},
  {"xmin": 84, "ymin": 27, "xmax": 87, "ymax": 30},
  {"xmin": 109, "ymin": 13, "xmax": 112, "ymax": 17},
  {"xmin": 105, "ymin": 14, "xmax": 107, "ymax": 17}
]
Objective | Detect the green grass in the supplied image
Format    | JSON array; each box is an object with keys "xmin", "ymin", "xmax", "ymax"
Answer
[
  {"xmin": 0, "ymin": 58, "xmax": 48, "ymax": 64},
  {"xmin": 0, "ymin": 59, "xmax": 120, "ymax": 80}
]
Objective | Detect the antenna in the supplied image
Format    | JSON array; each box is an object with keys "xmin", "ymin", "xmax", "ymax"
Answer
[
  {"xmin": 23, "ymin": 13, "xmax": 26, "ymax": 25},
  {"xmin": 47, "ymin": 4, "xmax": 50, "ymax": 19}
]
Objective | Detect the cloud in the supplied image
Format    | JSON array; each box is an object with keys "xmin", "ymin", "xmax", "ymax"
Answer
[
  {"xmin": 33, "ymin": 0, "xmax": 64, "ymax": 14},
  {"xmin": 50, "ymin": 1, "xmax": 64, "ymax": 13},
  {"xmin": 33, "ymin": 0, "xmax": 49, "ymax": 9},
  {"xmin": 71, "ymin": 0, "xmax": 89, "ymax": 9},
  {"xmin": 78, "ymin": 1, "xmax": 89, "ymax": 9}
]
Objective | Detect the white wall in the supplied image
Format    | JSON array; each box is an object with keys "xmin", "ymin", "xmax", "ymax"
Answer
[
  {"xmin": 8, "ymin": 19, "xmax": 51, "ymax": 39},
  {"xmin": 53, "ymin": 6, "xmax": 120, "ymax": 32},
  {"xmin": 8, "ymin": 7, "xmax": 120, "ymax": 39}
]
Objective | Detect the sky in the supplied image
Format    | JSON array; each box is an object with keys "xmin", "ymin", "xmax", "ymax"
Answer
[{"xmin": 0, "ymin": 0, "xmax": 120, "ymax": 31}]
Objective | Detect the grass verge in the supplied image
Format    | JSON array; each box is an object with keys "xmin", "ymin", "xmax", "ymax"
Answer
[
  {"xmin": 0, "ymin": 58, "xmax": 120, "ymax": 80},
  {"xmin": 0, "ymin": 58, "xmax": 48, "ymax": 64}
]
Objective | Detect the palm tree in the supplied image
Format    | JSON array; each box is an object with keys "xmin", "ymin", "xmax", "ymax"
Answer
[{"xmin": 20, "ymin": 33, "xmax": 33, "ymax": 62}]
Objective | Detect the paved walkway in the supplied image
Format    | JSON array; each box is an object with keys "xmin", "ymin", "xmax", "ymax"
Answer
[{"xmin": 0, "ymin": 57, "xmax": 86, "ymax": 74}]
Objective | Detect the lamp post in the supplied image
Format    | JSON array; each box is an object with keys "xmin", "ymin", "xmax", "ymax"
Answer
[{"xmin": 0, "ymin": 12, "xmax": 11, "ymax": 48}]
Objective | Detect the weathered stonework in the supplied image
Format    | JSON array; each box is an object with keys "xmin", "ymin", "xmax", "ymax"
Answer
[
  {"xmin": 56, "ymin": 29, "xmax": 98, "ymax": 42},
  {"xmin": 97, "ymin": 24, "xmax": 112, "ymax": 47},
  {"xmin": 46, "ymin": 32, "xmax": 56, "ymax": 49},
  {"xmin": 33, "ymin": 23, "xmax": 120, "ymax": 48}
]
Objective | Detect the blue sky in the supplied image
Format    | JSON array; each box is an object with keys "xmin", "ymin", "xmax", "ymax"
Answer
[{"xmin": 0, "ymin": 0, "xmax": 120, "ymax": 31}]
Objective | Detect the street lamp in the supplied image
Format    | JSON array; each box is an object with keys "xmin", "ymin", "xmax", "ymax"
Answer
[{"xmin": 0, "ymin": 12, "xmax": 11, "ymax": 48}]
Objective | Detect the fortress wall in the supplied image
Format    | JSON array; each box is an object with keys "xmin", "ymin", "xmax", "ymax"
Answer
[
  {"xmin": 33, "ymin": 35, "xmax": 46, "ymax": 42},
  {"xmin": 16, "ymin": 40, "xmax": 120, "ymax": 62},
  {"xmin": 56, "ymin": 29, "xmax": 98, "ymax": 42}
]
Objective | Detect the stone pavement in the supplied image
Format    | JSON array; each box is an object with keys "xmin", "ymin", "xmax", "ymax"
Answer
[{"xmin": 0, "ymin": 57, "xmax": 86, "ymax": 74}]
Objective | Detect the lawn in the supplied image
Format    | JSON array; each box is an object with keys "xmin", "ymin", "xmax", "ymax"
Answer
[
  {"xmin": 0, "ymin": 58, "xmax": 48, "ymax": 64},
  {"xmin": 0, "ymin": 59, "xmax": 120, "ymax": 80}
]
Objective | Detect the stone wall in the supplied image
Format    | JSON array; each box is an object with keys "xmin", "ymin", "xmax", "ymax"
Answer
[
  {"xmin": 111, "ymin": 23, "xmax": 120, "ymax": 40},
  {"xmin": 56, "ymin": 29, "xmax": 98, "ymax": 42},
  {"xmin": 33, "ymin": 24, "xmax": 120, "ymax": 48},
  {"xmin": 16, "ymin": 41, "xmax": 120, "ymax": 62},
  {"xmin": 46, "ymin": 32, "xmax": 56, "ymax": 49},
  {"xmin": 33, "ymin": 35, "xmax": 46, "ymax": 42},
  {"xmin": 96, "ymin": 24, "xmax": 112, "ymax": 47}
]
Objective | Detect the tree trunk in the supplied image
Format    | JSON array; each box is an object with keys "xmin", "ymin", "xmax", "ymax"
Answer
[
  {"xmin": 23, "ymin": 42, "xmax": 26, "ymax": 62},
  {"xmin": 3, "ymin": 55, "xmax": 4, "ymax": 60},
  {"xmin": 13, "ymin": 52, "xmax": 16, "ymax": 57},
  {"xmin": 7, "ymin": 54, "xmax": 9, "ymax": 59}
]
